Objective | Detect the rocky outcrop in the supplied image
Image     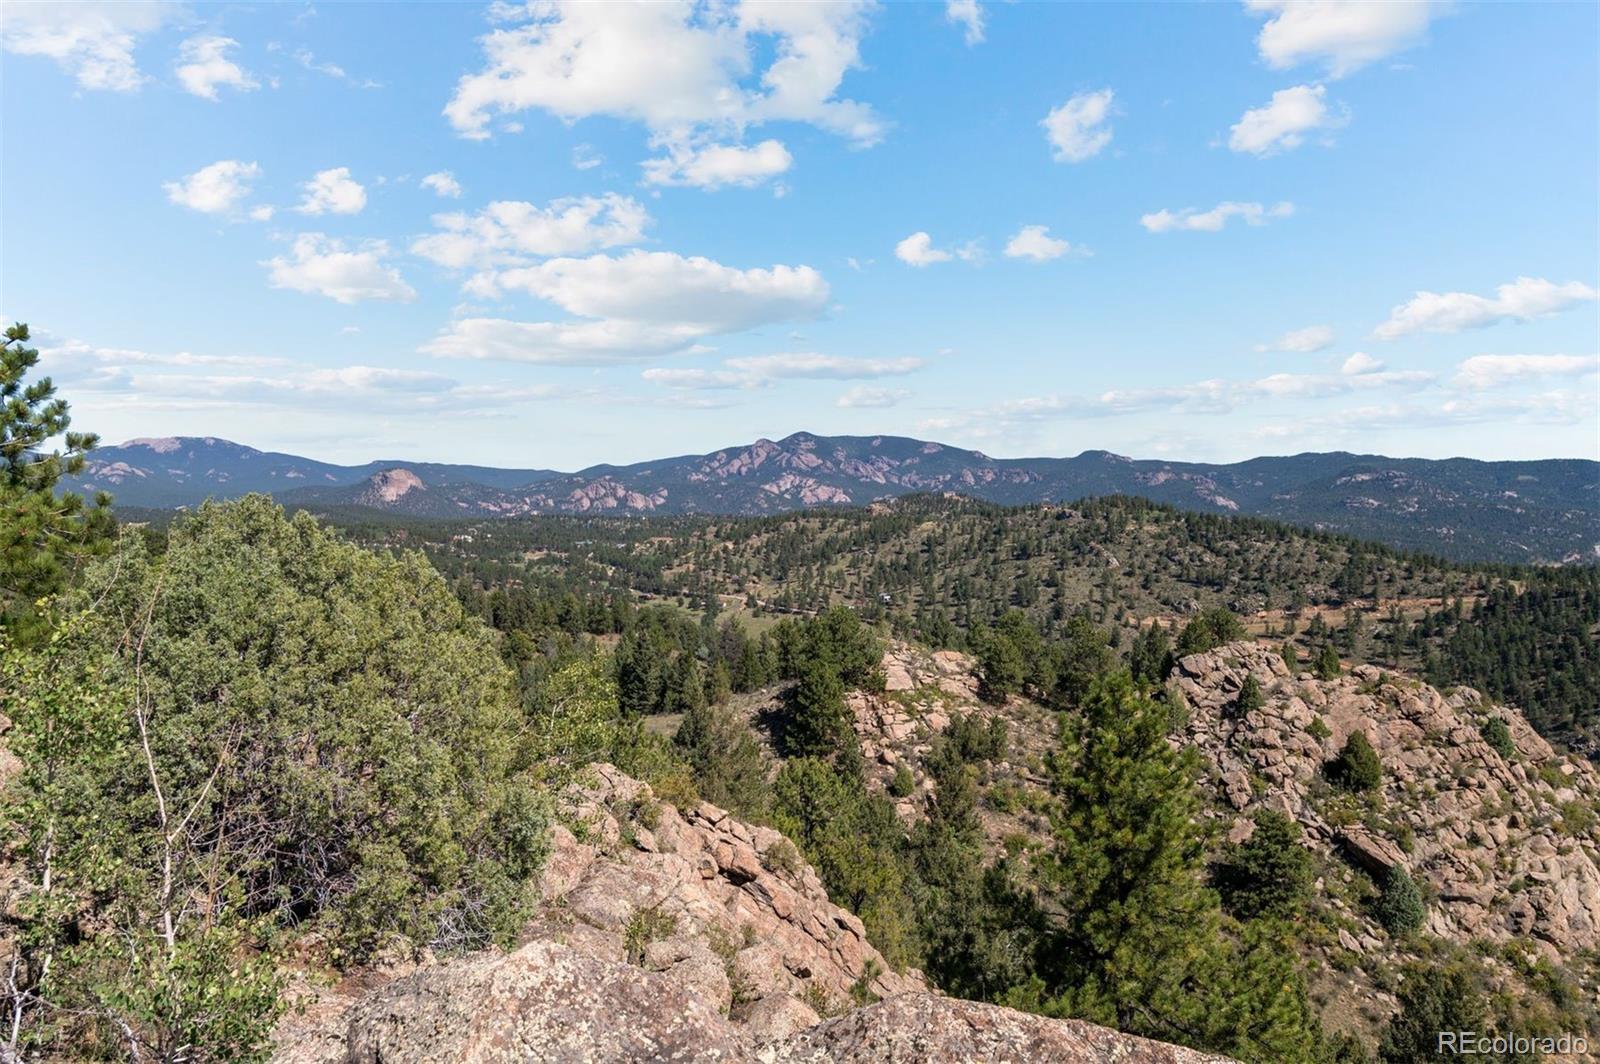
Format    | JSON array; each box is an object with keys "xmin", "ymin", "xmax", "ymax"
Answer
[
  {"xmin": 281, "ymin": 938, "xmax": 1230, "ymax": 1063},
  {"xmin": 273, "ymin": 763, "xmax": 1225, "ymax": 1063},
  {"xmin": 767, "ymin": 994, "xmax": 1232, "ymax": 1063},
  {"xmin": 359, "ymin": 468, "xmax": 424, "ymax": 504},
  {"xmin": 1172, "ymin": 641, "xmax": 1600, "ymax": 956}
]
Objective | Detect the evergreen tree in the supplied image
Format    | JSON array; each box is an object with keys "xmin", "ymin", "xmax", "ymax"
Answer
[
  {"xmin": 1372, "ymin": 866, "xmax": 1425, "ymax": 936},
  {"xmin": 1328, "ymin": 732, "xmax": 1383, "ymax": 792},
  {"xmin": 1216, "ymin": 810, "xmax": 1313, "ymax": 920},
  {"xmin": 785, "ymin": 658, "xmax": 851, "ymax": 757},
  {"xmin": 0, "ymin": 323, "xmax": 114, "ymax": 641},
  {"xmin": 1236, "ymin": 674, "xmax": 1265, "ymax": 716},
  {"xmin": 1314, "ymin": 644, "xmax": 1342, "ymax": 680},
  {"xmin": 1129, "ymin": 623, "xmax": 1174, "ymax": 684}
]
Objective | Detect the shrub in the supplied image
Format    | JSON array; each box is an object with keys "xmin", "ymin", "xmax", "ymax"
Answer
[
  {"xmin": 1235, "ymin": 674, "xmax": 1265, "ymax": 716},
  {"xmin": 1479, "ymin": 716, "xmax": 1515, "ymax": 760},
  {"xmin": 1314, "ymin": 645, "xmax": 1342, "ymax": 680},
  {"xmin": 1372, "ymin": 866, "xmax": 1426, "ymax": 936},
  {"xmin": 624, "ymin": 906, "xmax": 678, "ymax": 965},
  {"xmin": 1176, "ymin": 607, "xmax": 1246, "ymax": 656},
  {"xmin": 1307, "ymin": 716, "xmax": 1332, "ymax": 742},
  {"xmin": 889, "ymin": 763, "xmax": 915, "ymax": 798},
  {"xmin": 4, "ymin": 498, "xmax": 552, "ymax": 1058},
  {"xmin": 1328, "ymin": 732, "xmax": 1383, "ymax": 792}
]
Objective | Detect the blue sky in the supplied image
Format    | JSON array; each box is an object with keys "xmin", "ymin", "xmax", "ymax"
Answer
[{"xmin": 3, "ymin": 0, "xmax": 1596, "ymax": 468}]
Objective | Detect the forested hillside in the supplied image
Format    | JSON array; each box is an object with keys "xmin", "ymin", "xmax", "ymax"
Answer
[{"xmin": 314, "ymin": 495, "xmax": 1600, "ymax": 754}]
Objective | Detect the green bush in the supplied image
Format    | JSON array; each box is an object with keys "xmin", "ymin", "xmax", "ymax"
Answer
[
  {"xmin": 1328, "ymin": 732, "xmax": 1383, "ymax": 792},
  {"xmin": 1216, "ymin": 810, "xmax": 1314, "ymax": 920},
  {"xmin": 1372, "ymin": 866, "xmax": 1426, "ymax": 936},
  {"xmin": 1314, "ymin": 645, "xmax": 1342, "ymax": 680},
  {"xmin": 1176, "ymin": 607, "xmax": 1245, "ymax": 656},
  {"xmin": 889, "ymin": 763, "xmax": 916, "ymax": 798},
  {"xmin": 1479, "ymin": 716, "xmax": 1515, "ymax": 760}
]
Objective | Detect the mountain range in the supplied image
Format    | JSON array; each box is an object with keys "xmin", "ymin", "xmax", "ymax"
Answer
[{"xmin": 69, "ymin": 433, "xmax": 1599, "ymax": 564}]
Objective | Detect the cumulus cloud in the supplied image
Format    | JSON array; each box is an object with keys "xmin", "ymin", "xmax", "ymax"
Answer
[
  {"xmin": 423, "ymin": 250, "xmax": 829, "ymax": 364},
  {"xmin": 1229, "ymin": 84, "xmax": 1344, "ymax": 155},
  {"xmin": 487, "ymin": 251, "xmax": 828, "ymax": 329},
  {"xmin": 641, "ymin": 367, "xmax": 756, "ymax": 390},
  {"xmin": 895, "ymin": 232, "xmax": 980, "ymax": 267},
  {"xmin": 1140, "ymin": 201, "xmax": 1294, "ymax": 233},
  {"xmin": 1451, "ymin": 354, "xmax": 1600, "ymax": 390},
  {"xmin": 174, "ymin": 35, "xmax": 259, "ymax": 101},
  {"xmin": 164, "ymin": 160, "xmax": 261, "ymax": 215},
  {"xmin": 412, "ymin": 194, "xmax": 650, "ymax": 271},
  {"xmin": 946, "ymin": 0, "xmax": 984, "ymax": 45},
  {"xmin": 296, "ymin": 167, "xmax": 368, "ymax": 215},
  {"xmin": 0, "ymin": 1, "xmax": 172, "ymax": 92},
  {"xmin": 1246, "ymin": 0, "xmax": 1441, "ymax": 77},
  {"xmin": 642, "ymin": 139, "xmax": 793, "ymax": 190},
  {"xmin": 422, "ymin": 317, "xmax": 706, "ymax": 365},
  {"xmin": 1003, "ymin": 225, "xmax": 1074, "ymax": 262},
  {"xmin": 1255, "ymin": 324, "xmax": 1334, "ymax": 353},
  {"xmin": 1374, "ymin": 277, "xmax": 1598, "ymax": 339},
  {"xmin": 837, "ymin": 385, "xmax": 909, "ymax": 408},
  {"xmin": 421, "ymin": 171, "xmax": 463, "ymax": 198},
  {"xmin": 1340, "ymin": 351, "xmax": 1383, "ymax": 375},
  {"xmin": 1042, "ymin": 88, "xmax": 1114, "ymax": 163},
  {"xmin": 444, "ymin": 0, "xmax": 883, "ymax": 150},
  {"xmin": 264, "ymin": 234, "xmax": 417, "ymax": 304}
]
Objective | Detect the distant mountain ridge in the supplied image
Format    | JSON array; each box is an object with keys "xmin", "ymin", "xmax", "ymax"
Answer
[{"xmin": 69, "ymin": 433, "xmax": 1600, "ymax": 564}]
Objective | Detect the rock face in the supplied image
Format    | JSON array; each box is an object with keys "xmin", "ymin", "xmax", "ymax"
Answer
[
  {"xmin": 1172, "ymin": 641, "xmax": 1600, "ymax": 956},
  {"xmin": 767, "ymin": 994, "xmax": 1233, "ymax": 1063},
  {"xmin": 274, "ymin": 763, "xmax": 1226, "ymax": 1064}
]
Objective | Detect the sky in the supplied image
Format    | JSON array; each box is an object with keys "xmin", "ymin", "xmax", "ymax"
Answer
[{"xmin": 2, "ymin": 0, "xmax": 1597, "ymax": 469}]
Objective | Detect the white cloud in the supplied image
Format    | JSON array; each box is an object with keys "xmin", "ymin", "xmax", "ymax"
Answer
[
  {"xmin": 896, "ymin": 232, "xmax": 948, "ymax": 267},
  {"xmin": 641, "ymin": 352, "xmax": 924, "ymax": 391},
  {"xmin": 292, "ymin": 47, "xmax": 381, "ymax": 89},
  {"xmin": 895, "ymin": 232, "xmax": 980, "ymax": 267},
  {"xmin": 572, "ymin": 144, "xmax": 603, "ymax": 170},
  {"xmin": 946, "ymin": 0, "xmax": 984, "ymax": 45},
  {"xmin": 642, "ymin": 139, "xmax": 793, "ymax": 190},
  {"xmin": 1229, "ymin": 83, "xmax": 1343, "ymax": 155},
  {"xmin": 1255, "ymin": 324, "xmax": 1334, "ymax": 353},
  {"xmin": 421, "ymin": 317, "xmax": 705, "ymax": 365},
  {"xmin": 444, "ymin": 0, "xmax": 883, "ymax": 149},
  {"xmin": 424, "ymin": 250, "xmax": 829, "ymax": 364},
  {"xmin": 487, "ymin": 250, "xmax": 829, "ymax": 332},
  {"xmin": 1246, "ymin": 0, "xmax": 1441, "ymax": 77},
  {"xmin": 420, "ymin": 171, "xmax": 463, "ymax": 198},
  {"xmin": 174, "ymin": 35, "xmax": 259, "ymax": 101},
  {"xmin": 1452, "ymin": 354, "xmax": 1600, "ymax": 390},
  {"xmin": 249, "ymin": 205, "xmax": 275, "ymax": 222},
  {"xmin": 0, "ymin": 1, "xmax": 172, "ymax": 92},
  {"xmin": 837, "ymin": 385, "xmax": 909, "ymax": 408},
  {"xmin": 1375, "ymin": 277, "xmax": 1598, "ymax": 339},
  {"xmin": 296, "ymin": 167, "xmax": 368, "ymax": 215},
  {"xmin": 1003, "ymin": 225, "xmax": 1073, "ymax": 262},
  {"xmin": 412, "ymin": 195, "xmax": 651, "ymax": 270},
  {"xmin": 264, "ymin": 234, "xmax": 417, "ymax": 304},
  {"xmin": 164, "ymin": 160, "xmax": 261, "ymax": 215},
  {"xmin": 723, "ymin": 353, "xmax": 923, "ymax": 379},
  {"xmin": 921, "ymin": 363, "xmax": 1433, "ymax": 435},
  {"xmin": 1140, "ymin": 201, "xmax": 1294, "ymax": 233},
  {"xmin": 641, "ymin": 367, "xmax": 756, "ymax": 390},
  {"xmin": 1340, "ymin": 351, "xmax": 1383, "ymax": 375},
  {"xmin": 1041, "ymin": 88, "xmax": 1114, "ymax": 163}
]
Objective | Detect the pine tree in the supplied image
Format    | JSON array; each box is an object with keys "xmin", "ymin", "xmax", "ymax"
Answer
[
  {"xmin": 0, "ymin": 323, "xmax": 114, "ymax": 640},
  {"xmin": 1031, "ymin": 672, "xmax": 1320, "ymax": 1059},
  {"xmin": 1037, "ymin": 671, "xmax": 1220, "ymax": 1036},
  {"xmin": 785, "ymin": 658, "xmax": 851, "ymax": 756}
]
